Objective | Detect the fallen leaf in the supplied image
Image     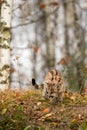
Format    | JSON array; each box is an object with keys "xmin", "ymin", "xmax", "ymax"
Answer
[
  {"xmin": 40, "ymin": 107, "xmax": 50, "ymax": 113},
  {"xmin": 39, "ymin": 3, "xmax": 46, "ymax": 9},
  {"xmin": 78, "ymin": 114, "xmax": 81, "ymax": 119},
  {"xmin": 50, "ymin": 122, "xmax": 58, "ymax": 126},
  {"xmin": 1, "ymin": 108, "xmax": 7, "ymax": 115},
  {"xmin": 70, "ymin": 96, "xmax": 76, "ymax": 101},
  {"xmin": 39, "ymin": 112, "xmax": 54, "ymax": 121},
  {"xmin": 37, "ymin": 102, "xmax": 42, "ymax": 106},
  {"xmin": 50, "ymin": 2, "xmax": 59, "ymax": 6},
  {"xmin": 60, "ymin": 108, "xmax": 65, "ymax": 113},
  {"xmin": 44, "ymin": 112, "xmax": 54, "ymax": 118},
  {"xmin": 71, "ymin": 119, "xmax": 76, "ymax": 123}
]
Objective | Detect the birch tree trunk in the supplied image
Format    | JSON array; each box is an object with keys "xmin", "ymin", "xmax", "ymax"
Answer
[
  {"xmin": 0, "ymin": 0, "xmax": 2, "ymax": 21},
  {"xmin": 0, "ymin": 0, "xmax": 12, "ymax": 90}
]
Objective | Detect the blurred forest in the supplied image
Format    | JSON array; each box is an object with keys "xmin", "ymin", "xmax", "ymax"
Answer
[
  {"xmin": 1, "ymin": 1, "xmax": 87, "ymax": 129},
  {"xmin": 0, "ymin": 0, "xmax": 87, "ymax": 92}
]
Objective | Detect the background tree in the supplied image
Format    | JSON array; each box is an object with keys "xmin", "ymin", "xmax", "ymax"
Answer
[
  {"xmin": 62, "ymin": 0, "xmax": 87, "ymax": 92},
  {"xmin": 10, "ymin": 0, "xmax": 87, "ymax": 92},
  {"xmin": 0, "ymin": 0, "xmax": 12, "ymax": 90}
]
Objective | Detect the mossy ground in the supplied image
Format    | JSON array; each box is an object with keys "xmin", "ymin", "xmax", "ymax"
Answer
[{"xmin": 0, "ymin": 89, "xmax": 87, "ymax": 130}]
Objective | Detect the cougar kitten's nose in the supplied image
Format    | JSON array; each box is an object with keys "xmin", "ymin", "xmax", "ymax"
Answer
[{"xmin": 49, "ymin": 95, "xmax": 54, "ymax": 98}]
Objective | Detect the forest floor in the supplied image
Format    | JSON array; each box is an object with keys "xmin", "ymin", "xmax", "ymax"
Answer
[{"xmin": 0, "ymin": 89, "xmax": 87, "ymax": 130}]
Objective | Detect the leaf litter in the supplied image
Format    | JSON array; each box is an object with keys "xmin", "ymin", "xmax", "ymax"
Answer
[{"xmin": 0, "ymin": 89, "xmax": 87, "ymax": 130}]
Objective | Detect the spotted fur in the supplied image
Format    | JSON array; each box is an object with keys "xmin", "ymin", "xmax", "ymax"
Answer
[{"xmin": 32, "ymin": 69, "xmax": 64, "ymax": 104}]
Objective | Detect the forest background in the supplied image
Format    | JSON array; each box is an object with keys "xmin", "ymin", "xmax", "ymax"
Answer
[
  {"xmin": 0, "ymin": 0, "xmax": 87, "ymax": 92},
  {"xmin": 1, "ymin": 0, "xmax": 87, "ymax": 129}
]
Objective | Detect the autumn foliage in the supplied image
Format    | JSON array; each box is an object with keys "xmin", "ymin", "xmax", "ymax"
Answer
[
  {"xmin": 0, "ymin": 89, "xmax": 87, "ymax": 130},
  {"xmin": 39, "ymin": 2, "xmax": 59, "ymax": 10}
]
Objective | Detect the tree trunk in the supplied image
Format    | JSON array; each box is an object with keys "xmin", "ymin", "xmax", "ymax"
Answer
[
  {"xmin": 0, "ymin": 0, "xmax": 12, "ymax": 90},
  {"xmin": 45, "ymin": 0, "xmax": 55, "ymax": 69}
]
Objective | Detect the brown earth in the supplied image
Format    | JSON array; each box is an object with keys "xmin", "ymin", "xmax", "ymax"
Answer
[{"xmin": 0, "ymin": 89, "xmax": 87, "ymax": 130}]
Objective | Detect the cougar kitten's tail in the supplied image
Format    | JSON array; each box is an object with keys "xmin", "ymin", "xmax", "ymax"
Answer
[{"xmin": 32, "ymin": 78, "xmax": 38, "ymax": 89}]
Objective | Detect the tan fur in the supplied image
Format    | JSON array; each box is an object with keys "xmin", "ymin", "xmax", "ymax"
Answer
[
  {"xmin": 42, "ymin": 69, "xmax": 64, "ymax": 104},
  {"xmin": 32, "ymin": 69, "xmax": 64, "ymax": 104}
]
